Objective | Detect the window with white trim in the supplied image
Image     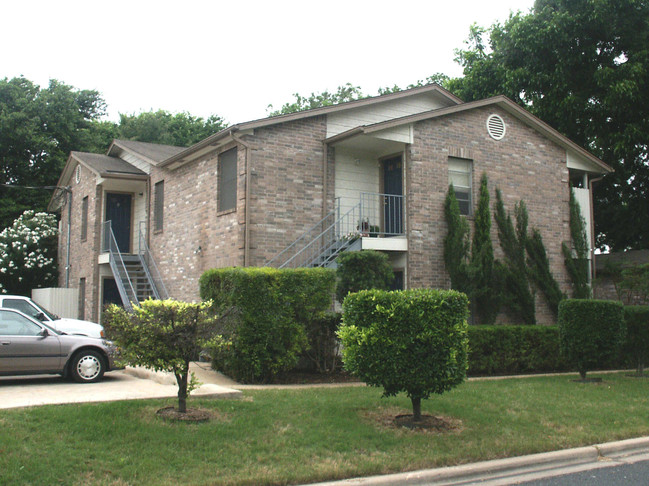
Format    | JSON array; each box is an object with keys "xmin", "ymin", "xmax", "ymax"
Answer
[
  {"xmin": 448, "ymin": 157, "xmax": 472, "ymax": 216},
  {"xmin": 218, "ymin": 148, "xmax": 237, "ymax": 212}
]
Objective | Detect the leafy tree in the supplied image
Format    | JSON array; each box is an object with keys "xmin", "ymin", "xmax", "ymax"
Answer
[
  {"xmin": 470, "ymin": 173, "xmax": 499, "ymax": 324},
  {"xmin": 443, "ymin": 184, "xmax": 471, "ymax": 293},
  {"xmin": 494, "ymin": 190, "xmax": 536, "ymax": 324},
  {"xmin": 0, "ymin": 77, "xmax": 108, "ymax": 229},
  {"xmin": 116, "ymin": 110, "xmax": 227, "ymax": 147},
  {"xmin": 339, "ymin": 288, "xmax": 469, "ymax": 422},
  {"xmin": 335, "ymin": 250, "xmax": 394, "ymax": 303},
  {"xmin": 453, "ymin": 0, "xmax": 649, "ymax": 250},
  {"xmin": 562, "ymin": 188, "xmax": 591, "ymax": 298},
  {"xmin": 103, "ymin": 299, "xmax": 224, "ymax": 413},
  {"xmin": 267, "ymin": 83, "xmax": 366, "ymax": 116},
  {"xmin": 0, "ymin": 211, "xmax": 58, "ymax": 296},
  {"xmin": 377, "ymin": 73, "xmax": 452, "ymax": 95}
]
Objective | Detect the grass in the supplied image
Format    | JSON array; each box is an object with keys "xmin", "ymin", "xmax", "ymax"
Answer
[{"xmin": 3, "ymin": 372, "xmax": 649, "ymax": 485}]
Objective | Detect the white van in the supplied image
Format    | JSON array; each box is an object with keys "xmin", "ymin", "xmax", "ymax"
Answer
[{"xmin": 0, "ymin": 295, "xmax": 105, "ymax": 338}]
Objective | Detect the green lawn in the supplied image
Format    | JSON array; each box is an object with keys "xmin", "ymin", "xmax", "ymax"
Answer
[{"xmin": 3, "ymin": 373, "xmax": 649, "ymax": 485}]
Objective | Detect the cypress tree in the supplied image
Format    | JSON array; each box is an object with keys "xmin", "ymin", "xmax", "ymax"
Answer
[
  {"xmin": 562, "ymin": 188, "xmax": 591, "ymax": 298},
  {"xmin": 470, "ymin": 174, "xmax": 499, "ymax": 324},
  {"xmin": 494, "ymin": 190, "xmax": 536, "ymax": 324},
  {"xmin": 444, "ymin": 184, "xmax": 470, "ymax": 294}
]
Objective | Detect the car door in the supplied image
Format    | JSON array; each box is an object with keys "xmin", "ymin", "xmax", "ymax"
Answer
[{"xmin": 0, "ymin": 309, "xmax": 62, "ymax": 374}]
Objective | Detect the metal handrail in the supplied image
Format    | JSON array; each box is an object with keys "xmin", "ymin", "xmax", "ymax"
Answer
[
  {"xmin": 138, "ymin": 222, "xmax": 169, "ymax": 300},
  {"xmin": 265, "ymin": 198, "xmax": 340, "ymax": 268},
  {"xmin": 101, "ymin": 221, "xmax": 137, "ymax": 312}
]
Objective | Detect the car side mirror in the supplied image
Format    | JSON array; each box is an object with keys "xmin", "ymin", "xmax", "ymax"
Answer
[
  {"xmin": 36, "ymin": 312, "xmax": 46, "ymax": 321},
  {"xmin": 39, "ymin": 328, "xmax": 49, "ymax": 337}
]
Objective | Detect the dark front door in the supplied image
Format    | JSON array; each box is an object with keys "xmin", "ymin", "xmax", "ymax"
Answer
[
  {"xmin": 105, "ymin": 193, "xmax": 132, "ymax": 252},
  {"xmin": 383, "ymin": 156, "xmax": 403, "ymax": 235}
]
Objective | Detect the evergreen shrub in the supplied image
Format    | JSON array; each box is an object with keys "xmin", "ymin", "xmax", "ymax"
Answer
[
  {"xmin": 558, "ymin": 299, "xmax": 625, "ymax": 380},
  {"xmin": 623, "ymin": 306, "xmax": 649, "ymax": 376},
  {"xmin": 199, "ymin": 267, "xmax": 335, "ymax": 383},
  {"xmin": 335, "ymin": 250, "xmax": 394, "ymax": 302}
]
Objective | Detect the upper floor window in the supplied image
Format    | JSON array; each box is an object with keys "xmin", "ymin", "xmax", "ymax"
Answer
[
  {"xmin": 218, "ymin": 148, "xmax": 237, "ymax": 212},
  {"xmin": 154, "ymin": 180, "xmax": 164, "ymax": 232},
  {"xmin": 81, "ymin": 196, "xmax": 89, "ymax": 241},
  {"xmin": 448, "ymin": 157, "xmax": 472, "ymax": 216}
]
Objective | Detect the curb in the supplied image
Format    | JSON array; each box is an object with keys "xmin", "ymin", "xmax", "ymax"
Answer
[{"xmin": 310, "ymin": 437, "xmax": 649, "ymax": 486}]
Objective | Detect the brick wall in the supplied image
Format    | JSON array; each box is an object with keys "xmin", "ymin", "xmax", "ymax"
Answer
[
  {"xmin": 148, "ymin": 141, "xmax": 245, "ymax": 302},
  {"xmin": 60, "ymin": 163, "xmax": 101, "ymax": 321},
  {"xmin": 245, "ymin": 116, "xmax": 329, "ymax": 266},
  {"xmin": 408, "ymin": 106, "xmax": 571, "ymax": 324}
]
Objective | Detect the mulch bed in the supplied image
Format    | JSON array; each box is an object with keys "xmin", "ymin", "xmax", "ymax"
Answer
[{"xmin": 156, "ymin": 406, "xmax": 214, "ymax": 422}]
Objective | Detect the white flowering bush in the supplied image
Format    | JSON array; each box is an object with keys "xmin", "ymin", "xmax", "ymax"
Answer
[{"xmin": 0, "ymin": 211, "xmax": 58, "ymax": 295}]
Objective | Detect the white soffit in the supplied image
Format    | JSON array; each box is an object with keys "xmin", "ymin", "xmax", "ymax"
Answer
[{"xmin": 567, "ymin": 151, "xmax": 603, "ymax": 173}]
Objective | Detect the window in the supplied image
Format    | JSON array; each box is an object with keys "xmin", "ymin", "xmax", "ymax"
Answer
[
  {"xmin": 218, "ymin": 148, "xmax": 237, "ymax": 212},
  {"xmin": 448, "ymin": 157, "xmax": 472, "ymax": 215},
  {"xmin": 154, "ymin": 180, "xmax": 164, "ymax": 232},
  {"xmin": 0, "ymin": 310, "xmax": 42, "ymax": 336},
  {"xmin": 3, "ymin": 299, "xmax": 43, "ymax": 320},
  {"xmin": 81, "ymin": 196, "xmax": 89, "ymax": 241}
]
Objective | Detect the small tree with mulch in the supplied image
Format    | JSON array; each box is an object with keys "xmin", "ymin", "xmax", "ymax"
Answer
[
  {"xmin": 104, "ymin": 299, "xmax": 225, "ymax": 414},
  {"xmin": 338, "ymin": 288, "xmax": 469, "ymax": 423}
]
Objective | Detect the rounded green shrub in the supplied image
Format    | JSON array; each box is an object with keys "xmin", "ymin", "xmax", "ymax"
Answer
[
  {"xmin": 338, "ymin": 288, "xmax": 469, "ymax": 421},
  {"xmin": 558, "ymin": 299, "xmax": 625, "ymax": 380}
]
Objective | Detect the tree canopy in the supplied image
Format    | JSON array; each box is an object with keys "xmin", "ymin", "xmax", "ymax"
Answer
[
  {"xmin": 452, "ymin": 0, "xmax": 649, "ymax": 250},
  {"xmin": 0, "ymin": 77, "xmax": 107, "ymax": 229}
]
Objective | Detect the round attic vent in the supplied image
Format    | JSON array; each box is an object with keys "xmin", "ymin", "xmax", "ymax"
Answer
[
  {"xmin": 75, "ymin": 165, "xmax": 81, "ymax": 184},
  {"xmin": 487, "ymin": 114, "xmax": 506, "ymax": 140}
]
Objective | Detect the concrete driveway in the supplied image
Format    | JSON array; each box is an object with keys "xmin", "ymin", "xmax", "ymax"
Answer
[{"xmin": 0, "ymin": 368, "xmax": 241, "ymax": 409}]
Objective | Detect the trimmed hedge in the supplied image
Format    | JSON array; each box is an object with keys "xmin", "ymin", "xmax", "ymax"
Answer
[
  {"xmin": 335, "ymin": 250, "xmax": 394, "ymax": 303},
  {"xmin": 624, "ymin": 306, "xmax": 649, "ymax": 375},
  {"xmin": 199, "ymin": 266, "xmax": 335, "ymax": 383},
  {"xmin": 467, "ymin": 325, "xmax": 570, "ymax": 376},
  {"xmin": 558, "ymin": 299, "xmax": 625, "ymax": 380}
]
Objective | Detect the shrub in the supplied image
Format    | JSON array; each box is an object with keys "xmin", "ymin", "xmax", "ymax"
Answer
[
  {"xmin": 303, "ymin": 312, "xmax": 341, "ymax": 373},
  {"xmin": 443, "ymin": 184, "xmax": 470, "ymax": 294},
  {"xmin": 562, "ymin": 188, "xmax": 591, "ymax": 299},
  {"xmin": 623, "ymin": 306, "xmax": 649, "ymax": 376},
  {"xmin": 0, "ymin": 210, "xmax": 58, "ymax": 295},
  {"xmin": 558, "ymin": 299, "xmax": 625, "ymax": 380},
  {"xmin": 339, "ymin": 288, "xmax": 469, "ymax": 421},
  {"xmin": 199, "ymin": 267, "xmax": 335, "ymax": 383},
  {"xmin": 103, "ymin": 299, "xmax": 221, "ymax": 413},
  {"xmin": 468, "ymin": 326, "xmax": 570, "ymax": 375},
  {"xmin": 335, "ymin": 250, "xmax": 394, "ymax": 303}
]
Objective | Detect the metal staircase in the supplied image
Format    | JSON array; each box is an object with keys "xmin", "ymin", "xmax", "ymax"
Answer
[
  {"xmin": 266, "ymin": 193, "xmax": 404, "ymax": 269},
  {"xmin": 102, "ymin": 221, "xmax": 169, "ymax": 311}
]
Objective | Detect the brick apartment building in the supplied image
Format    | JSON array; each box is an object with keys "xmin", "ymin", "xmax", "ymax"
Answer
[{"xmin": 50, "ymin": 85, "xmax": 612, "ymax": 324}]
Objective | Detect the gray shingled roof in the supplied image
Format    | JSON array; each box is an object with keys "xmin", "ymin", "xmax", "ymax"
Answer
[
  {"xmin": 111, "ymin": 140, "xmax": 186, "ymax": 164},
  {"xmin": 70, "ymin": 152, "xmax": 146, "ymax": 176}
]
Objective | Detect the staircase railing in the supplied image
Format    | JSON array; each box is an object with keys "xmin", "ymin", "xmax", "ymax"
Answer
[
  {"xmin": 280, "ymin": 202, "xmax": 362, "ymax": 268},
  {"xmin": 138, "ymin": 222, "xmax": 169, "ymax": 300},
  {"xmin": 101, "ymin": 221, "xmax": 137, "ymax": 312}
]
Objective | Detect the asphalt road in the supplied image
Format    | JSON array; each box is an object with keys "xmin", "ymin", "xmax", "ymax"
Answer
[{"xmin": 515, "ymin": 459, "xmax": 649, "ymax": 485}]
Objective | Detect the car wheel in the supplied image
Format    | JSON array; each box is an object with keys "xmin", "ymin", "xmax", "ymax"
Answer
[{"xmin": 70, "ymin": 350, "xmax": 105, "ymax": 383}]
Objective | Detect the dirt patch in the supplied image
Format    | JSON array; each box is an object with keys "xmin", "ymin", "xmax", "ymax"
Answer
[
  {"xmin": 362, "ymin": 407, "xmax": 463, "ymax": 434},
  {"xmin": 156, "ymin": 406, "xmax": 216, "ymax": 423}
]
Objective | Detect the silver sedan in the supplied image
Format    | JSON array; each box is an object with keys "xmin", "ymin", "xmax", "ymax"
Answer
[{"xmin": 0, "ymin": 308, "xmax": 119, "ymax": 383}]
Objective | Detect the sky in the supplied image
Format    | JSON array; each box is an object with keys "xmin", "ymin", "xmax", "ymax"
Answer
[{"xmin": 2, "ymin": 0, "xmax": 535, "ymax": 125}]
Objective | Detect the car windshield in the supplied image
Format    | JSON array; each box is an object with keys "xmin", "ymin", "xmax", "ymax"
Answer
[{"xmin": 35, "ymin": 303, "xmax": 59, "ymax": 320}]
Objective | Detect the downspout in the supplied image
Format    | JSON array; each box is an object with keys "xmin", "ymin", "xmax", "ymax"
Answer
[
  {"xmin": 230, "ymin": 130, "xmax": 253, "ymax": 267},
  {"xmin": 65, "ymin": 187, "xmax": 72, "ymax": 288},
  {"xmin": 588, "ymin": 174, "xmax": 605, "ymax": 282},
  {"xmin": 322, "ymin": 141, "xmax": 328, "ymax": 219}
]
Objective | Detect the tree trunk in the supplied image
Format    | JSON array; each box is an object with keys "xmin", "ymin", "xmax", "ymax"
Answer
[
  {"xmin": 411, "ymin": 397, "xmax": 422, "ymax": 422},
  {"xmin": 579, "ymin": 369, "xmax": 587, "ymax": 381},
  {"xmin": 176, "ymin": 371, "xmax": 188, "ymax": 413},
  {"xmin": 638, "ymin": 361, "xmax": 644, "ymax": 377}
]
